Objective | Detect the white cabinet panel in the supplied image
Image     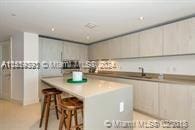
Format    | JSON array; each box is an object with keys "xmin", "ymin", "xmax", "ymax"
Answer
[
  {"xmin": 159, "ymin": 83, "xmax": 190, "ymax": 120},
  {"xmin": 63, "ymin": 42, "xmax": 74, "ymax": 60},
  {"xmin": 39, "ymin": 38, "xmax": 63, "ymax": 76},
  {"xmin": 163, "ymin": 18, "xmax": 195, "ymax": 55},
  {"xmin": 140, "ymin": 27, "xmax": 163, "ymax": 57},
  {"xmin": 121, "ymin": 33, "xmax": 140, "ymax": 58}
]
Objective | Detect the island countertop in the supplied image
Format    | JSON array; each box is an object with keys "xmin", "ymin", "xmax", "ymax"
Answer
[{"xmin": 41, "ymin": 76, "xmax": 132, "ymax": 100}]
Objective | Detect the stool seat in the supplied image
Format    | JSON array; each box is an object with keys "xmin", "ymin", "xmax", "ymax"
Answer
[
  {"xmin": 60, "ymin": 97, "xmax": 83, "ymax": 110},
  {"xmin": 42, "ymin": 88, "xmax": 62, "ymax": 95}
]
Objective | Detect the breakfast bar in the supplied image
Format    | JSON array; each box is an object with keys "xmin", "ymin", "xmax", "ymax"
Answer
[{"xmin": 41, "ymin": 76, "xmax": 133, "ymax": 130}]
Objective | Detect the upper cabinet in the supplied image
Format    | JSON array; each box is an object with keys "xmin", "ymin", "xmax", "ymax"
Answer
[
  {"xmin": 120, "ymin": 33, "xmax": 140, "ymax": 58},
  {"xmin": 88, "ymin": 44, "xmax": 95, "ymax": 60},
  {"xmin": 88, "ymin": 17, "xmax": 195, "ymax": 60},
  {"xmin": 140, "ymin": 27, "xmax": 163, "ymax": 57},
  {"xmin": 88, "ymin": 38, "xmax": 121, "ymax": 60},
  {"xmin": 109, "ymin": 38, "xmax": 121, "ymax": 59},
  {"xmin": 63, "ymin": 42, "xmax": 88, "ymax": 61},
  {"xmin": 163, "ymin": 18, "xmax": 195, "ymax": 55}
]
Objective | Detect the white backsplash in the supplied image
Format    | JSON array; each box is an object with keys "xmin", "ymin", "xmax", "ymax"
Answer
[{"xmin": 112, "ymin": 55, "xmax": 195, "ymax": 76}]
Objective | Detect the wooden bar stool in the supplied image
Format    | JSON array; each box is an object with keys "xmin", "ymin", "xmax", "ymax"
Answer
[
  {"xmin": 57, "ymin": 96, "xmax": 83, "ymax": 130},
  {"xmin": 39, "ymin": 88, "xmax": 62, "ymax": 130}
]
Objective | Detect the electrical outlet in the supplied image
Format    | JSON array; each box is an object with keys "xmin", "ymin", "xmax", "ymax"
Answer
[{"xmin": 120, "ymin": 102, "xmax": 124, "ymax": 112}]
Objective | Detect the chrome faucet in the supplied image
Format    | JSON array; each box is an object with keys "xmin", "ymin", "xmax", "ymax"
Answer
[{"xmin": 139, "ymin": 67, "xmax": 146, "ymax": 77}]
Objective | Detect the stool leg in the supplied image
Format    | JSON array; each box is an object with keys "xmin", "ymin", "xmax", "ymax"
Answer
[
  {"xmin": 45, "ymin": 95, "xmax": 51, "ymax": 130},
  {"xmin": 65, "ymin": 110, "xmax": 72, "ymax": 130},
  {"xmin": 54, "ymin": 95, "xmax": 59, "ymax": 119},
  {"xmin": 74, "ymin": 110, "xmax": 79, "ymax": 130},
  {"xmin": 56, "ymin": 94, "xmax": 63, "ymax": 114},
  {"xmin": 39, "ymin": 96, "xmax": 47, "ymax": 128},
  {"xmin": 59, "ymin": 109, "xmax": 65, "ymax": 130}
]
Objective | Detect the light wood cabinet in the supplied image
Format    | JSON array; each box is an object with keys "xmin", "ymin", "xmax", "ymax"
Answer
[
  {"xmin": 163, "ymin": 18, "xmax": 195, "ymax": 55},
  {"xmin": 63, "ymin": 42, "xmax": 88, "ymax": 60},
  {"xmin": 134, "ymin": 81, "xmax": 159, "ymax": 116},
  {"xmin": 88, "ymin": 44, "xmax": 95, "ymax": 60},
  {"xmin": 120, "ymin": 33, "xmax": 140, "ymax": 58},
  {"xmin": 88, "ymin": 18, "xmax": 195, "ymax": 60},
  {"xmin": 99, "ymin": 41, "xmax": 111, "ymax": 59},
  {"xmin": 140, "ymin": 27, "xmax": 163, "ymax": 57},
  {"xmin": 188, "ymin": 86, "xmax": 195, "ymax": 130},
  {"xmin": 109, "ymin": 38, "xmax": 121, "ymax": 59},
  {"xmin": 159, "ymin": 83, "xmax": 190, "ymax": 120}
]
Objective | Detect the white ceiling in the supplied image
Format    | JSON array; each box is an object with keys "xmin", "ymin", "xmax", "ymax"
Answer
[{"xmin": 0, "ymin": 0, "xmax": 195, "ymax": 44}]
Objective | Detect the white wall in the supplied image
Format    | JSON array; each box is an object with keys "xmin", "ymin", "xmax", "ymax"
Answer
[
  {"xmin": 11, "ymin": 32, "xmax": 39, "ymax": 105},
  {"xmin": 11, "ymin": 32, "xmax": 24, "ymax": 103},
  {"xmin": 114, "ymin": 55, "xmax": 195, "ymax": 75}
]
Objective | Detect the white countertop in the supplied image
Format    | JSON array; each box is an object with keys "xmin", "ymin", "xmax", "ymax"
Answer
[{"xmin": 41, "ymin": 76, "xmax": 132, "ymax": 100}]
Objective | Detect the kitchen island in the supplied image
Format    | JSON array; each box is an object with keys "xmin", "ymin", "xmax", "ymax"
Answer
[{"xmin": 41, "ymin": 76, "xmax": 133, "ymax": 130}]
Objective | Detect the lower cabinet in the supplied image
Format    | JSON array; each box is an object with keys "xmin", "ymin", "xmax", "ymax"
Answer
[
  {"xmin": 188, "ymin": 86, "xmax": 195, "ymax": 130},
  {"xmin": 159, "ymin": 83, "xmax": 190, "ymax": 120},
  {"xmin": 134, "ymin": 81, "xmax": 159, "ymax": 116}
]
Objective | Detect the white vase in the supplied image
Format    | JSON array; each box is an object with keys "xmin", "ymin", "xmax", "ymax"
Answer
[{"xmin": 72, "ymin": 71, "xmax": 83, "ymax": 81}]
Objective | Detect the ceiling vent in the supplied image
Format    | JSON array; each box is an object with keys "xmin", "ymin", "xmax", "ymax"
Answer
[{"xmin": 85, "ymin": 23, "xmax": 97, "ymax": 29}]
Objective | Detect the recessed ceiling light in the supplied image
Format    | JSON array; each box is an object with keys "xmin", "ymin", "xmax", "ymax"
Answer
[
  {"xmin": 11, "ymin": 13, "xmax": 16, "ymax": 16},
  {"xmin": 51, "ymin": 28, "xmax": 55, "ymax": 31},
  {"xmin": 139, "ymin": 16, "xmax": 144, "ymax": 20},
  {"xmin": 85, "ymin": 23, "xmax": 97, "ymax": 29},
  {"xmin": 86, "ymin": 36, "xmax": 90, "ymax": 40}
]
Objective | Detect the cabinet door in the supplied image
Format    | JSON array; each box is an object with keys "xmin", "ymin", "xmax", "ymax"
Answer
[
  {"xmin": 63, "ymin": 42, "xmax": 73, "ymax": 60},
  {"xmin": 188, "ymin": 86, "xmax": 195, "ymax": 130},
  {"xmin": 163, "ymin": 18, "xmax": 195, "ymax": 55},
  {"xmin": 39, "ymin": 38, "xmax": 63, "ymax": 76},
  {"xmin": 100, "ymin": 41, "xmax": 111, "ymax": 59},
  {"xmin": 64, "ymin": 42, "xmax": 88, "ymax": 60},
  {"xmin": 109, "ymin": 38, "xmax": 121, "ymax": 59},
  {"xmin": 121, "ymin": 33, "xmax": 140, "ymax": 58},
  {"xmin": 88, "ymin": 44, "xmax": 95, "ymax": 60},
  {"xmin": 94, "ymin": 43, "xmax": 102, "ymax": 60},
  {"xmin": 140, "ymin": 27, "xmax": 163, "ymax": 57},
  {"xmin": 76, "ymin": 44, "xmax": 88, "ymax": 61},
  {"xmin": 159, "ymin": 83, "xmax": 190, "ymax": 120},
  {"xmin": 79, "ymin": 45, "xmax": 88, "ymax": 61},
  {"xmin": 134, "ymin": 81, "xmax": 159, "ymax": 116}
]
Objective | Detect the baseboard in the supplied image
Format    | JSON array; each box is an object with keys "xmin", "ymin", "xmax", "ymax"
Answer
[
  {"xmin": 23, "ymin": 98, "xmax": 40, "ymax": 106},
  {"xmin": 9, "ymin": 98, "xmax": 23, "ymax": 105}
]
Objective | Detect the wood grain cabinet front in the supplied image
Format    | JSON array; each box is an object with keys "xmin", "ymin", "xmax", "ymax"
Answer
[
  {"xmin": 163, "ymin": 18, "xmax": 195, "ymax": 55},
  {"xmin": 140, "ymin": 27, "xmax": 163, "ymax": 57},
  {"xmin": 159, "ymin": 83, "xmax": 190, "ymax": 120}
]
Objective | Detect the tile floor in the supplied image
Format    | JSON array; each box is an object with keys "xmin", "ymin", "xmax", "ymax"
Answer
[{"xmin": 0, "ymin": 100, "xmax": 184, "ymax": 130}]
